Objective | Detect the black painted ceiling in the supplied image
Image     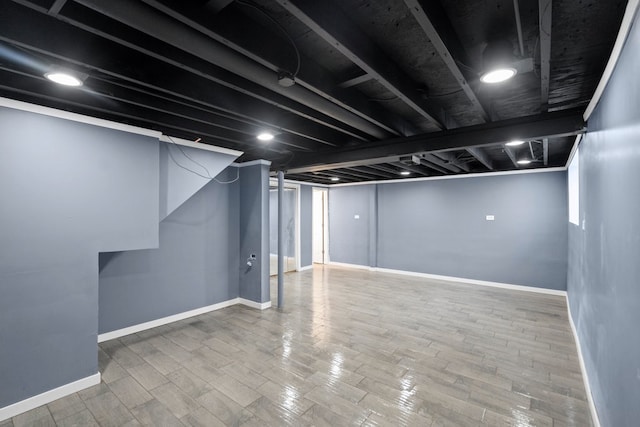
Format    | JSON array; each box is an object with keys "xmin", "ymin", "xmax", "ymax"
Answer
[{"xmin": 0, "ymin": 0, "xmax": 627, "ymax": 184}]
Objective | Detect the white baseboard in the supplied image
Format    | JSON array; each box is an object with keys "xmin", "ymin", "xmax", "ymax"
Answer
[
  {"xmin": 98, "ymin": 297, "xmax": 271, "ymax": 343},
  {"xmin": 328, "ymin": 262, "xmax": 566, "ymax": 296},
  {"xmin": 297, "ymin": 265, "xmax": 313, "ymax": 272},
  {"xmin": 238, "ymin": 298, "xmax": 271, "ymax": 310},
  {"xmin": 0, "ymin": 373, "xmax": 100, "ymax": 422},
  {"xmin": 328, "ymin": 261, "xmax": 374, "ymax": 271},
  {"xmin": 566, "ymin": 296, "xmax": 601, "ymax": 427}
]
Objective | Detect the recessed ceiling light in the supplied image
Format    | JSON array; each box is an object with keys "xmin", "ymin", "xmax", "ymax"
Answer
[
  {"xmin": 480, "ymin": 68, "xmax": 517, "ymax": 84},
  {"xmin": 45, "ymin": 71, "xmax": 83, "ymax": 87},
  {"xmin": 330, "ymin": 177, "xmax": 340, "ymax": 181},
  {"xmin": 400, "ymin": 171, "xmax": 411, "ymax": 176},
  {"xmin": 506, "ymin": 140, "xmax": 526, "ymax": 146},
  {"xmin": 257, "ymin": 132, "xmax": 274, "ymax": 141},
  {"xmin": 517, "ymin": 159, "xmax": 532, "ymax": 165}
]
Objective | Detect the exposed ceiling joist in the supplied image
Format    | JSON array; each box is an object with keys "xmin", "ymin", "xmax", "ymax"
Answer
[
  {"xmin": 48, "ymin": 0, "xmax": 68, "ymax": 15},
  {"xmin": 75, "ymin": 0, "xmax": 391, "ymax": 139},
  {"xmin": 434, "ymin": 151, "xmax": 470, "ymax": 172},
  {"xmin": 281, "ymin": 110, "xmax": 585, "ymax": 173},
  {"xmin": 539, "ymin": 0, "xmax": 552, "ymax": 110},
  {"xmin": 422, "ymin": 153, "xmax": 461, "ymax": 173},
  {"xmin": 338, "ymin": 73, "xmax": 373, "ymax": 89},
  {"xmin": 404, "ymin": 0, "xmax": 489, "ymax": 122},
  {"xmin": 466, "ymin": 147, "xmax": 494, "ymax": 170},
  {"xmin": 140, "ymin": 0, "xmax": 413, "ymax": 137},
  {"xmin": 204, "ymin": 0, "xmax": 234, "ymax": 14},
  {"xmin": 419, "ymin": 158, "xmax": 450, "ymax": 174},
  {"xmin": 0, "ymin": 2, "xmax": 371, "ymax": 144},
  {"xmin": 273, "ymin": 0, "xmax": 445, "ymax": 130},
  {"xmin": 504, "ymin": 146, "xmax": 519, "ymax": 167}
]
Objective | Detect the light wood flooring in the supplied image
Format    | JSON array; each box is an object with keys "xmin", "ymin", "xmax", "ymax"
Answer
[{"xmin": 2, "ymin": 265, "xmax": 593, "ymax": 426}]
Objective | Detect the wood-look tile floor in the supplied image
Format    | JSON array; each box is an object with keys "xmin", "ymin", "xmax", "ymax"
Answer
[{"xmin": 4, "ymin": 265, "xmax": 593, "ymax": 426}]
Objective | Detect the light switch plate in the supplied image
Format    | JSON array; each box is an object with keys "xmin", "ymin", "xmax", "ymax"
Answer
[{"xmin": 486, "ymin": 215, "xmax": 495, "ymax": 221}]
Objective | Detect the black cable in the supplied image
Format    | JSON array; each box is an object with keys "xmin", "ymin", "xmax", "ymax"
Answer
[{"xmin": 237, "ymin": 0, "xmax": 301, "ymax": 77}]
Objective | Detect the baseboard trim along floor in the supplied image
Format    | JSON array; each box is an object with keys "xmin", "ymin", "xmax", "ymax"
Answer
[
  {"xmin": 328, "ymin": 262, "xmax": 567, "ymax": 296},
  {"xmin": 0, "ymin": 373, "xmax": 101, "ymax": 422},
  {"xmin": 98, "ymin": 297, "xmax": 270, "ymax": 343},
  {"xmin": 566, "ymin": 296, "xmax": 602, "ymax": 427}
]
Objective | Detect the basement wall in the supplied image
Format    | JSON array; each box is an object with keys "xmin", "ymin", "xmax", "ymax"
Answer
[
  {"xmin": 329, "ymin": 171, "xmax": 568, "ymax": 290},
  {"xmin": 567, "ymin": 7, "xmax": 640, "ymax": 426}
]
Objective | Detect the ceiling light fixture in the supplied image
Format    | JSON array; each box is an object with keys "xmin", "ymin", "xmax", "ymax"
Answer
[
  {"xmin": 480, "ymin": 40, "xmax": 517, "ymax": 84},
  {"xmin": 330, "ymin": 177, "xmax": 340, "ymax": 182},
  {"xmin": 44, "ymin": 71, "xmax": 83, "ymax": 87},
  {"xmin": 277, "ymin": 71, "xmax": 295, "ymax": 87},
  {"xmin": 506, "ymin": 140, "xmax": 526, "ymax": 146},
  {"xmin": 400, "ymin": 171, "xmax": 411, "ymax": 176},
  {"xmin": 517, "ymin": 159, "xmax": 532, "ymax": 165},
  {"xmin": 257, "ymin": 132, "xmax": 274, "ymax": 141},
  {"xmin": 480, "ymin": 68, "xmax": 517, "ymax": 84}
]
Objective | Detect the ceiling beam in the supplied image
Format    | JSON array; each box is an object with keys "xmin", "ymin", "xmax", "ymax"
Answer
[
  {"xmin": 466, "ymin": 147, "xmax": 494, "ymax": 170},
  {"xmin": 281, "ymin": 109, "xmax": 585, "ymax": 173},
  {"xmin": 74, "ymin": 0, "xmax": 391, "ymax": 139},
  {"xmin": 273, "ymin": 0, "xmax": 445, "ymax": 130},
  {"xmin": 403, "ymin": 0, "xmax": 489, "ymax": 122},
  {"xmin": 539, "ymin": 0, "xmax": 552, "ymax": 110}
]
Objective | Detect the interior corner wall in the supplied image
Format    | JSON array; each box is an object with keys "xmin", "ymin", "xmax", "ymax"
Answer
[
  {"xmin": 567, "ymin": 9, "xmax": 640, "ymax": 426},
  {"xmin": 238, "ymin": 163, "xmax": 270, "ymax": 303},
  {"xmin": 329, "ymin": 172, "xmax": 568, "ymax": 290},
  {"xmin": 0, "ymin": 107, "xmax": 158, "ymax": 408},
  {"xmin": 98, "ymin": 166, "xmax": 240, "ymax": 333}
]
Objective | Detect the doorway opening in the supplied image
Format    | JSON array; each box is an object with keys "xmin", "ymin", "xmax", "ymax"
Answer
[
  {"xmin": 269, "ymin": 182, "xmax": 300, "ymax": 275},
  {"xmin": 312, "ymin": 188, "xmax": 329, "ymax": 264}
]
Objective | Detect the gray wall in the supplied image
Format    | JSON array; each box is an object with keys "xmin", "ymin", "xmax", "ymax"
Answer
[
  {"xmin": 567, "ymin": 10, "xmax": 640, "ymax": 426},
  {"xmin": 0, "ymin": 108, "xmax": 158, "ymax": 407},
  {"xmin": 269, "ymin": 189, "xmax": 296, "ymax": 257},
  {"xmin": 239, "ymin": 163, "xmax": 270, "ymax": 303},
  {"xmin": 329, "ymin": 184, "xmax": 377, "ymax": 266},
  {"xmin": 99, "ymin": 167, "xmax": 240, "ymax": 333},
  {"xmin": 330, "ymin": 172, "xmax": 568, "ymax": 290}
]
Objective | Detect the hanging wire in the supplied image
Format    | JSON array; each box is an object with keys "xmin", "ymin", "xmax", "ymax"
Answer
[
  {"xmin": 236, "ymin": 0, "xmax": 301, "ymax": 77},
  {"xmin": 165, "ymin": 136, "xmax": 239, "ymax": 184}
]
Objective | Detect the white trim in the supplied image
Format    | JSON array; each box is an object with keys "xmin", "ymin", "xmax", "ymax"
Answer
[
  {"xmin": 298, "ymin": 264, "xmax": 314, "ymax": 271},
  {"xmin": 584, "ymin": 0, "xmax": 640, "ymax": 120},
  {"xmin": 328, "ymin": 261, "xmax": 374, "ymax": 271},
  {"xmin": 286, "ymin": 179, "xmax": 330, "ymax": 188},
  {"xmin": 233, "ymin": 159, "xmax": 271, "ymax": 167},
  {"xmin": 160, "ymin": 135, "xmax": 243, "ymax": 156},
  {"xmin": 565, "ymin": 134, "xmax": 583, "ymax": 168},
  {"xmin": 328, "ymin": 262, "xmax": 567, "ymax": 296},
  {"xmin": 566, "ymin": 296, "xmax": 601, "ymax": 427},
  {"xmin": 0, "ymin": 373, "xmax": 100, "ymax": 422},
  {"xmin": 331, "ymin": 167, "xmax": 567, "ymax": 187},
  {"xmin": 238, "ymin": 298, "xmax": 272, "ymax": 310},
  {"xmin": 98, "ymin": 299, "xmax": 239, "ymax": 343},
  {"xmin": 98, "ymin": 298, "xmax": 272, "ymax": 343},
  {"xmin": 0, "ymin": 97, "xmax": 161, "ymax": 138}
]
